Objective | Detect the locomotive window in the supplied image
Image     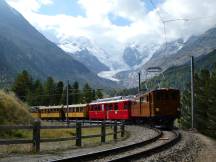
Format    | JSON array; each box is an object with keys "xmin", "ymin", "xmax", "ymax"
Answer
[
  {"xmin": 97, "ymin": 105, "xmax": 101, "ymax": 111},
  {"xmin": 105, "ymin": 105, "xmax": 108, "ymax": 111},
  {"xmin": 109, "ymin": 104, "xmax": 113, "ymax": 110},
  {"xmin": 172, "ymin": 92, "xmax": 177, "ymax": 100},
  {"xmin": 96, "ymin": 105, "xmax": 98, "ymax": 111},
  {"xmin": 156, "ymin": 93, "xmax": 160, "ymax": 100},
  {"xmin": 161, "ymin": 93, "xmax": 164, "ymax": 100},
  {"xmin": 124, "ymin": 102, "xmax": 129, "ymax": 109},
  {"xmin": 114, "ymin": 103, "xmax": 118, "ymax": 110},
  {"xmin": 80, "ymin": 107, "xmax": 83, "ymax": 112},
  {"xmin": 147, "ymin": 96, "xmax": 149, "ymax": 102},
  {"xmin": 165, "ymin": 93, "xmax": 169, "ymax": 100},
  {"xmin": 91, "ymin": 106, "xmax": 95, "ymax": 111}
]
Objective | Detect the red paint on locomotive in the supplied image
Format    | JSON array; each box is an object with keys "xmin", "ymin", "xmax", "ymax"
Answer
[{"xmin": 88, "ymin": 99, "xmax": 132, "ymax": 120}]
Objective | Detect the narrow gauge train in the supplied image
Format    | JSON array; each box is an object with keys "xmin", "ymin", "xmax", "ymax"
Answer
[
  {"xmin": 131, "ymin": 88, "xmax": 180, "ymax": 125},
  {"xmin": 88, "ymin": 96, "xmax": 132, "ymax": 120},
  {"xmin": 30, "ymin": 88, "xmax": 180, "ymax": 124},
  {"xmin": 31, "ymin": 104, "xmax": 88, "ymax": 120}
]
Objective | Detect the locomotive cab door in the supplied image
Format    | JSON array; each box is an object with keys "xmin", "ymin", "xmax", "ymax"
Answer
[{"xmin": 149, "ymin": 93, "xmax": 152, "ymax": 117}]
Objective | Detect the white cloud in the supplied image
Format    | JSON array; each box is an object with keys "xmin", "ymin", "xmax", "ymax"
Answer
[
  {"xmin": 5, "ymin": 0, "xmax": 216, "ymax": 66},
  {"xmin": 7, "ymin": 0, "xmax": 52, "ymax": 12}
]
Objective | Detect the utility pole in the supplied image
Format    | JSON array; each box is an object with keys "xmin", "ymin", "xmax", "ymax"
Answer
[
  {"xmin": 191, "ymin": 56, "xmax": 195, "ymax": 129},
  {"xmin": 66, "ymin": 80, "xmax": 69, "ymax": 124},
  {"xmin": 138, "ymin": 72, "xmax": 141, "ymax": 93},
  {"xmin": 138, "ymin": 72, "xmax": 141, "ymax": 115}
]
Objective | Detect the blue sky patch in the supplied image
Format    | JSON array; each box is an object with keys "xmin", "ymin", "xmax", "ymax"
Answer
[
  {"xmin": 144, "ymin": 0, "xmax": 163, "ymax": 11},
  {"xmin": 39, "ymin": 0, "xmax": 85, "ymax": 16},
  {"xmin": 109, "ymin": 14, "xmax": 131, "ymax": 26}
]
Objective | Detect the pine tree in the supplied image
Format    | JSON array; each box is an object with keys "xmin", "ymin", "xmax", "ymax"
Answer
[
  {"xmin": 12, "ymin": 70, "xmax": 33, "ymax": 101},
  {"xmin": 208, "ymin": 66, "xmax": 216, "ymax": 137},
  {"xmin": 55, "ymin": 81, "xmax": 64, "ymax": 105},
  {"xmin": 33, "ymin": 80, "xmax": 44, "ymax": 106},
  {"xmin": 82, "ymin": 83, "xmax": 92, "ymax": 103},
  {"xmin": 60, "ymin": 87, "xmax": 67, "ymax": 105},
  {"xmin": 195, "ymin": 69, "xmax": 210, "ymax": 133},
  {"xmin": 72, "ymin": 81, "xmax": 80, "ymax": 104},
  {"xmin": 96, "ymin": 89, "xmax": 103, "ymax": 99},
  {"xmin": 180, "ymin": 86, "xmax": 191, "ymax": 128},
  {"xmin": 92, "ymin": 89, "xmax": 96, "ymax": 101},
  {"xmin": 44, "ymin": 76, "xmax": 55, "ymax": 105},
  {"xmin": 68, "ymin": 84, "xmax": 73, "ymax": 105}
]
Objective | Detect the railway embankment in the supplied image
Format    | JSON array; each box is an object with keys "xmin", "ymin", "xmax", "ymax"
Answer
[
  {"xmin": 1, "ymin": 127, "xmax": 214, "ymax": 162},
  {"xmin": 0, "ymin": 126, "xmax": 157, "ymax": 162},
  {"xmin": 138, "ymin": 130, "xmax": 216, "ymax": 162}
]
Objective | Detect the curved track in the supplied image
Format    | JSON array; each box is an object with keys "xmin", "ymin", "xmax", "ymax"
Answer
[
  {"xmin": 49, "ymin": 129, "xmax": 180, "ymax": 162},
  {"xmin": 107, "ymin": 130, "xmax": 180, "ymax": 162}
]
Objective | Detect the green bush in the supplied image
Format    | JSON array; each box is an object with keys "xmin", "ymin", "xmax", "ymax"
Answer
[{"xmin": 0, "ymin": 90, "xmax": 33, "ymax": 125}]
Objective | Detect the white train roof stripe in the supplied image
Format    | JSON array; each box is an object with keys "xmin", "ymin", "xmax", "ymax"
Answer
[
  {"xmin": 35, "ymin": 104, "xmax": 87, "ymax": 110},
  {"xmin": 89, "ymin": 99, "xmax": 133, "ymax": 105}
]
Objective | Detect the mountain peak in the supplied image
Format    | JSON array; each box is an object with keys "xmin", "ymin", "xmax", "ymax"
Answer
[{"xmin": 0, "ymin": 0, "xmax": 118, "ymax": 88}]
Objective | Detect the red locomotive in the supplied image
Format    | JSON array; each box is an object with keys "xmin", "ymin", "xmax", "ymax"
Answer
[
  {"xmin": 31, "ymin": 89, "xmax": 180, "ymax": 126},
  {"xmin": 88, "ymin": 96, "xmax": 134, "ymax": 120}
]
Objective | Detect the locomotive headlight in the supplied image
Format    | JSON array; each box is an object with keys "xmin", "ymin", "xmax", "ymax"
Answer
[{"xmin": 155, "ymin": 108, "xmax": 160, "ymax": 112}]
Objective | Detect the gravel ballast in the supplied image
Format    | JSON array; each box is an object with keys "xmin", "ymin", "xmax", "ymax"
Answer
[{"xmin": 136, "ymin": 130, "xmax": 210, "ymax": 162}]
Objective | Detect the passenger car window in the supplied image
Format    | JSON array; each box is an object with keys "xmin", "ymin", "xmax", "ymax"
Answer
[
  {"xmin": 97, "ymin": 105, "xmax": 101, "ymax": 111},
  {"xmin": 109, "ymin": 104, "xmax": 113, "ymax": 110},
  {"xmin": 124, "ymin": 102, "xmax": 129, "ymax": 109},
  {"xmin": 114, "ymin": 103, "xmax": 118, "ymax": 110}
]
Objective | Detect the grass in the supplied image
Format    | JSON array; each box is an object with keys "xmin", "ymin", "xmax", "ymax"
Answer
[
  {"xmin": 0, "ymin": 123, "xmax": 122, "ymax": 154},
  {"xmin": 0, "ymin": 92, "xmax": 127, "ymax": 154},
  {"xmin": 0, "ymin": 90, "xmax": 33, "ymax": 125},
  {"xmin": 0, "ymin": 90, "xmax": 33, "ymax": 138}
]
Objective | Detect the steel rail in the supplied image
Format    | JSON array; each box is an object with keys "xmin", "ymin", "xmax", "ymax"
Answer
[
  {"xmin": 49, "ymin": 128, "xmax": 162, "ymax": 162},
  {"xmin": 108, "ymin": 130, "xmax": 181, "ymax": 162}
]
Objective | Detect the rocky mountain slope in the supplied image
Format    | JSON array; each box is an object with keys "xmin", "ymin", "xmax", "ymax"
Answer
[
  {"xmin": 0, "ymin": 0, "xmax": 118, "ymax": 88},
  {"xmin": 67, "ymin": 49, "xmax": 109, "ymax": 74},
  {"xmin": 58, "ymin": 37, "xmax": 115, "ymax": 70},
  {"xmin": 116, "ymin": 27, "xmax": 216, "ymax": 87}
]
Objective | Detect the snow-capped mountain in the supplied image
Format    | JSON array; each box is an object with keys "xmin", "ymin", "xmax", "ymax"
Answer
[
  {"xmin": 68, "ymin": 49, "xmax": 110, "ymax": 74},
  {"xmin": 115, "ymin": 39, "xmax": 185, "ymax": 87},
  {"xmin": 123, "ymin": 43, "xmax": 160, "ymax": 69},
  {"xmin": 58, "ymin": 37, "xmax": 127, "ymax": 71}
]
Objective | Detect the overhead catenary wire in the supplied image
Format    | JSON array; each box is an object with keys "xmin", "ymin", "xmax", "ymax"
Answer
[
  {"xmin": 147, "ymin": 0, "xmax": 216, "ymax": 74},
  {"xmin": 16, "ymin": 91, "xmax": 98, "ymax": 99}
]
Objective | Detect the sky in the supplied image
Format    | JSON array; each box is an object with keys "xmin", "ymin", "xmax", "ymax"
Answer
[{"xmin": 5, "ymin": 0, "xmax": 216, "ymax": 58}]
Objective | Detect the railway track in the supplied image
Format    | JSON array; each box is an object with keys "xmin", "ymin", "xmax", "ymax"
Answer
[
  {"xmin": 107, "ymin": 130, "xmax": 180, "ymax": 162},
  {"xmin": 49, "ymin": 128, "xmax": 180, "ymax": 162}
]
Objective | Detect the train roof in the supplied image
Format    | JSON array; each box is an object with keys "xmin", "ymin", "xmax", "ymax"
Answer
[
  {"xmin": 150, "ymin": 88, "xmax": 179, "ymax": 93},
  {"xmin": 136, "ymin": 88, "xmax": 179, "ymax": 97},
  {"xmin": 89, "ymin": 98, "xmax": 134, "ymax": 105},
  {"xmin": 34, "ymin": 104, "xmax": 87, "ymax": 110}
]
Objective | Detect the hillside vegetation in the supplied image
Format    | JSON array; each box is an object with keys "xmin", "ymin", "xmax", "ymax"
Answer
[{"xmin": 0, "ymin": 90, "xmax": 33, "ymax": 125}]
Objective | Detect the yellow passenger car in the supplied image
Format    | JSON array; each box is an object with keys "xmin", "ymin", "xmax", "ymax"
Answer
[
  {"xmin": 30, "ymin": 107, "xmax": 40, "ymax": 118},
  {"xmin": 39, "ymin": 105, "xmax": 64, "ymax": 119},
  {"xmin": 63, "ymin": 104, "xmax": 88, "ymax": 119}
]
